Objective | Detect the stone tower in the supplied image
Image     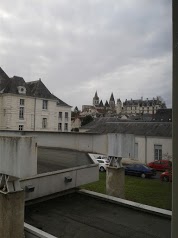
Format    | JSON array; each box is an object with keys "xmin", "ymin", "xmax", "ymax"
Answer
[
  {"xmin": 93, "ymin": 91, "xmax": 99, "ymax": 107},
  {"xmin": 116, "ymin": 98, "xmax": 122, "ymax": 114},
  {"xmin": 109, "ymin": 92, "xmax": 115, "ymax": 109}
]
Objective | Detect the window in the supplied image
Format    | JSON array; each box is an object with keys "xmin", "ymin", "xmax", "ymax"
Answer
[
  {"xmin": 42, "ymin": 118, "xmax": 47, "ymax": 129},
  {"xmin": 64, "ymin": 123, "xmax": 68, "ymax": 131},
  {"xmin": 59, "ymin": 112, "xmax": 62, "ymax": 119},
  {"xmin": 65, "ymin": 112, "xmax": 68, "ymax": 119},
  {"xmin": 19, "ymin": 107, "xmax": 24, "ymax": 119},
  {"xmin": 58, "ymin": 123, "xmax": 62, "ymax": 131},
  {"xmin": 154, "ymin": 145, "xmax": 162, "ymax": 160},
  {"xmin": 20, "ymin": 99, "xmax": 24, "ymax": 105},
  {"xmin": 42, "ymin": 100, "xmax": 48, "ymax": 109},
  {"xmin": 19, "ymin": 125, "xmax": 23, "ymax": 131}
]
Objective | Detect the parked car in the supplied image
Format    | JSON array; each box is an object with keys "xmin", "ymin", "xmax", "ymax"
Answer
[
  {"xmin": 147, "ymin": 160, "xmax": 172, "ymax": 171},
  {"xmin": 96, "ymin": 158, "xmax": 110, "ymax": 172},
  {"xmin": 124, "ymin": 164, "xmax": 156, "ymax": 178},
  {"xmin": 160, "ymin": 170, "xmax": 172, "ymax": 182}
]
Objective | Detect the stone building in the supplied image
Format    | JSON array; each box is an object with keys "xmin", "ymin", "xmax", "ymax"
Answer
[
  {"xmin": 82, "ymin": 92, "xmax": 166, "ymax": 117},
  {"xmin": 122, "ymin": 97, "xmax": 166, "ymax": 115},
  {"xmin": 0, "ymin": 67, "xmax": 71, "ymax": 131}
]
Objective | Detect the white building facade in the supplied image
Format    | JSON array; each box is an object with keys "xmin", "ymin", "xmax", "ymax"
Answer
[{"xmin": 0, "ymin": 68, "xmax": 71, "ymax": 132}]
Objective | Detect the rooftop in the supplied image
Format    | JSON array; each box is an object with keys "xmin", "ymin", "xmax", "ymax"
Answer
[
  {"xmin": 25, "ymin": 192, "xmax": 171, "ymax": 238},
  {"xmin": 0, "ymin": 67, "xmax": 70, "ymax": 107},
  {"xmin": 81, "ymin": 118, "xmax": 172, "ymax": 137}
]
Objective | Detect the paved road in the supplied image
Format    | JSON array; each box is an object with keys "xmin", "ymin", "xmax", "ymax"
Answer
[{"xmin": 25, "ymin": 192, "xmax": 171, "ymax": 238}]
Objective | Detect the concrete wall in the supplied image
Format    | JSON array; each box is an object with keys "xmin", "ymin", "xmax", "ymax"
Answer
[
  {"xmin": 0, "ymin": 191, "xmax": 24, "ymax": 238},
  {"xmin": 33, "ymin": 132, "xmax": 107, "ymax": 154},
  {"xmin": 0, "ymin": 130, "xmax": 172, "ymax": 164},
  {"xmin": 0, "ymin": 136, "xmax": 37, "ymax": 178},
  {"xmin": 20, "ymin": 165, "xmax": 98, "ymax": 201}
]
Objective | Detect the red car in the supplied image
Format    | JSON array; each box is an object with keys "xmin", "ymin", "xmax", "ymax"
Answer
[
  {"xmin": 147, "ymin": 160, "xmax": 172, "ymax": 171},
  {"xmin": 160, "ymin": 170, "xmax": 172, "ymax": 182}
]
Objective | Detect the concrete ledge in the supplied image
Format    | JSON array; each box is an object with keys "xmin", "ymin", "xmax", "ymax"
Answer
[
  {"xmin": 24, "ymin": 223, "xmax": 57, "ymax": 238},
  {"xmin": 78, "ymin": 189, "xmax": 172, "ymax": 219},
  {"xmin": 20, "ymin": 165, "xmax": 98, "ymax": 201}
]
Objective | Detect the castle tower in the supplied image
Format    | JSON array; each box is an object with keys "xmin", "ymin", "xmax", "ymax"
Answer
[
  {"xmin": 93, "ymin": 91, "xmax": 99, "ymax": 107},
  {"xmin": 109, "ymin": 92, "xmax": 115, "ymax": 108},
  {"xmin": 99, "ymin": 100, "xmax": 104, "ymax": 108},
  {"xmin": 116, "ymin": 98, "xmax": 122, "ymax": 114},
  {"xmin": 105, "ymin": 100, "xmax": 110, "ymax": 108}
]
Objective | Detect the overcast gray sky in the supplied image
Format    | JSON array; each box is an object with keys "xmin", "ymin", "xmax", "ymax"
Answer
[{"xmin": 0, "ymin": 0, "xmax": 172, "ymax": 109}]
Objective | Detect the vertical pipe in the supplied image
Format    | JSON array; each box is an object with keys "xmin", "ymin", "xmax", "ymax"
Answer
[
  {"xmin": 172, "ymin": 1, "xmax": 178, "ymax": 237},
  {"xmin": 145, "ymin": 136, "xmax": 147, "ymax": 164},
  {"xmin": 34, "ymin": 98, "xmax": 36, "ymax": 131}
]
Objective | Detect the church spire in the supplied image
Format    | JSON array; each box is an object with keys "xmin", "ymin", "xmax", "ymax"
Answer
[
  {"xmin": 109, "ymin": 92, "xmax": 115, "ymax": 108},
  {"xmin": 93, "ymin": 91, "xmax": 99, "ymax": 99},
  {"xmin": 93, "ymin": 91, "xmax": 99, "ymax": 106}
]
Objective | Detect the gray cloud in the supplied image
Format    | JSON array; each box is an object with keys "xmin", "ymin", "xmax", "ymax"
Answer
[{"xmin": 0, "ymin": 0, "xmax": 172, "ymax": 109}]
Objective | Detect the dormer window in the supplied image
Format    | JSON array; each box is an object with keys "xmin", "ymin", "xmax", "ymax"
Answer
[{"xmin": 17, "ymin": 86, "xmax": 26, "ymax": 95}]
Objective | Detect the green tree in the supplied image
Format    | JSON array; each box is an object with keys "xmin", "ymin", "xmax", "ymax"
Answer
[{"xmin": 81, "ymin": 115, "xmax": 93, "ymax": 126}]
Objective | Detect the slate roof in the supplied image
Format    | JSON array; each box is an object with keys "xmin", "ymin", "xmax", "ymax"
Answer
[
  {"xmin": 3, "ymin": 76, "xmax": 31, "ymax": 95},
  {"xmin": 152, "ymin": 109, "xmax": 172, "ymax": 122},
  {"xmin": 27, "ymin": 80, "xmax": 56, "ymax": 100},
  {"xmin": 0, "ymin": 67, "xmax": 70, "ymax": 107},
  {"xmin": 0, "ymin": 67, "xmax": 10, "ymax": 91},
  {"xmin": 81, "ymin": 117, "xmax": 172, "ymax": 137},
  {"xmin": 123, "ymin": 98, "xmax": 166, "ymax": 107}
]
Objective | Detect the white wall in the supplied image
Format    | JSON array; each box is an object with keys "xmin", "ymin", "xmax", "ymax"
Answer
[
  {"xmin": 0, "ymin": 94, "xmax": 71, "ymax": 132},
  {"xmin": 146, "ymin": 137, "xmax": 172, "ymax": 163},
  {"xmin": 135, "ymin": 136, "xmax": 146, "ymax": 164},
  {"xmin": 108, "ymin": 133, "xmax": 135, "ymax": 158}
]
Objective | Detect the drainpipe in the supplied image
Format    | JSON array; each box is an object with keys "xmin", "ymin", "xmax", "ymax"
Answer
[
  {"xmin": 34, "ymin": 98, "xmax": 36, "ymax": 131},
  {"xmin": 172, "ymin": 2, "xmax": 178, "ymax": 238},
  {"xmin": 145, "ymin": 136, "xmax": 147, "ymax": 164}
]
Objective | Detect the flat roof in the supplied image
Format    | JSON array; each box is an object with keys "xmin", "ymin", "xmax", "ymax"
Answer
[
  {"xmin": 25, "ymin": 192, "xmax": 171, "ymax": 238},
  {"xmin": 37, "ymin": 147, "xmax": 93, "ymax": 174}
]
